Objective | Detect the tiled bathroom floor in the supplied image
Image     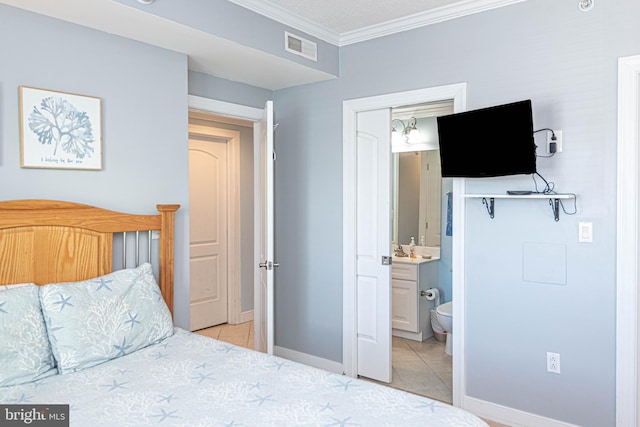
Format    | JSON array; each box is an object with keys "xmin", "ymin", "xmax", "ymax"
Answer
[{"xmin": 364, "ymin": 335, "xmax": 453, "ymax": 404}]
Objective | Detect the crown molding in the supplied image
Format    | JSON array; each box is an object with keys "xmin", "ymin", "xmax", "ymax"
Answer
[
  {"xmin": 229, "ymin": 0, "xmax": 526, "ymax": 47},
  {"xmin": 340, "ymin": 0, "xmax": 526, "ymax": 45},
  {"xmin": 227, "ymin": 0, "xmax": 341, "ymax": 45}
]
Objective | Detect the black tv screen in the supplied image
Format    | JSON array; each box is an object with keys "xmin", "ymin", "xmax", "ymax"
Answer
[{"xmin": 436, "ymin": 100, "xmax": 536, "ymax": 178}]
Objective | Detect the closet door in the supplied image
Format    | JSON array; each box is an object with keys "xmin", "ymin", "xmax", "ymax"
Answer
[{"xmin": 189, "ymin": 138, "xmax": 229, "ymax": 330}]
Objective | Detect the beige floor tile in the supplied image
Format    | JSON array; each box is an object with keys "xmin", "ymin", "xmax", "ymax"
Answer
[
  {"xmin": 193, "ymin": 325, "xmax": 222, "ymax": 339},
  {"xmin": 359, "ymin": 334, "xmax": 453, "ymax": 404},
  {"xmin": 392, "ymin": 347, "xmax": 424, "ymax": 362},
  {"xmin": 218, "ymin": 323, "xmax": 251, "ymax": 338},
  {"xmin": 196, "ymin": 321, "xmax": 254, "ymax": 350}
]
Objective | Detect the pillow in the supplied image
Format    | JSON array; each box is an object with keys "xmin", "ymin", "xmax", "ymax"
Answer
[
  {"xmin": 0, "ymin": 283, "xmax": 57, "ymax": 386},
  {"xmin": 40, "ymin": 263, "xmax": 173, "ymax": 374}
]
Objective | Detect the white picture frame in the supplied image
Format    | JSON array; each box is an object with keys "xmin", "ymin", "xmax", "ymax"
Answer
[{"xmin": 19, "ymin": 86, "xmax": 102, "ymax": 170}]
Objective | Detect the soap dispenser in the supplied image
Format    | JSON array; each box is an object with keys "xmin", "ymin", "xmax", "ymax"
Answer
[{"xmin": 409, "ymin": 237, "xmax": 416, "ymax": 258}]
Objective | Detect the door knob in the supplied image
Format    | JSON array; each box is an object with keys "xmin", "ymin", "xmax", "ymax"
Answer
[{"xmin": 258, "ymin": 261, "xmax": 279, "ymax": 270}]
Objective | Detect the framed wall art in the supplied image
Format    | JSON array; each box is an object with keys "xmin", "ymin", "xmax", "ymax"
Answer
[{"xmin": 19, "ymin": 86, "xmax": 102, "ymax": 170}]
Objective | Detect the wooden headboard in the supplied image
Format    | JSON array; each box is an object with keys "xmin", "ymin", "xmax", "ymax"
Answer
[{"xmin": 0, "ymin": 200, "xmax": 180, "ymax": 316}]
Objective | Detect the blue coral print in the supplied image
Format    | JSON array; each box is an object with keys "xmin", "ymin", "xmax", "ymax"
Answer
[{"xmin": 28, "ymin": 96, "xmax": 95, "ymax": 159}]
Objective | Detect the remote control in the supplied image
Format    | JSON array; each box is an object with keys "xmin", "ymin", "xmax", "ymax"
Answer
[{"xmin": 507, "ymin": 190, "xmax": 533, "ymax": 195}]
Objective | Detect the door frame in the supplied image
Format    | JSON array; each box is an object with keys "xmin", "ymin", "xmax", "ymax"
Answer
[
  {"xmin": 188, "ymin": 95, "xmax": 264, "ymax": 327},
  {"xmin": 342, "ymin": 83, "xmax": 466, "ymax": 403},
  {"xmin": 188, "ymin": 123, "xmax": 241, "ymax": 324},
  {"xmin": 616, "ymin": 54, "xmax": 640, "ymax": 426}
]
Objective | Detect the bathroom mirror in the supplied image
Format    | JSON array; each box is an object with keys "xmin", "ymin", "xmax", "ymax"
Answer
[
  {"xmin": 391, "ymin": 101, "xmax": 453, "ymax": 247},
  {"xmin": 392, "ymin": 148, "xmax": 442, "ymax": 247}
]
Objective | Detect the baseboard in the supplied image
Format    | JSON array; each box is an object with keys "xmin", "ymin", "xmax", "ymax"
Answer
[
  {"xmin": 274, "ymin": 346, "xmax": 344, "ymax": 375},
  {"xmin": 463, "ymin": 395, "xmax": 580, "ymax": 427},
  {"xmin": 392, "ymin": 328, "xmax": 435, "ymax": 341},
  {"xmin": 239, "ymin": 309, "xmax": 253, "ymax": 324}
]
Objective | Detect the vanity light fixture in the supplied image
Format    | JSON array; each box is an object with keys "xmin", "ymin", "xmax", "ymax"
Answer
[
  {"xmin": 578, "ymin": 0, "xmax": 594, "ymax": 12},
  {"xmin": 391, "ymin": 117, "xmax": 419, "ymax": 143},
  {"xmin": 137, "ymin": 0, "xmax": 155, "ymax": 4}
]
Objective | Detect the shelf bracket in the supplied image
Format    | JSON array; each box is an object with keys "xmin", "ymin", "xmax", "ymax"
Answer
[
  {"xmin": 482, "ymin": 197, "xmax": 495, "ymax": 219},
  {"xmin": 549, "ymin": 198, "xmax": 560, "ymax": 222}
]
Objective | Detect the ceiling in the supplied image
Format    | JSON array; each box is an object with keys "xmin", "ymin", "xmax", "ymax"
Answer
[
  {"xmin": 259, "ymin": 0, "xmax": 465, "ymax": 34},
  {"xmin": 1, "ymin": 0, "xmax": 523, "ymax": 90}
]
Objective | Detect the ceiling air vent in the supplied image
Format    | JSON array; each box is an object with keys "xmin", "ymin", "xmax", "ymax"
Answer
[{"xmin": 285, "ymin": 31, "xmax": 317, "ymax": 62}]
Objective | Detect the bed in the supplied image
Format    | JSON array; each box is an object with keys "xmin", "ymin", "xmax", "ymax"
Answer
[{"xmin": 0, "ymin": 200, "xmax": 488, "ymax": 426}]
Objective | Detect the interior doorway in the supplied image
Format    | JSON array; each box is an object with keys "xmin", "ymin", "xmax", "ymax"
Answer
[
  {"xmin": 187, "ymin": 96, "xmax": 274, "ymax": 355},
  {"xmin": 388, "ymin": 100, "xmax": 454, "ymax": 403},
  {"xmin": 188, "ymin": 110, "xmax": 256, "ymax": 330},
  {"xmin": 342, "ymin": 83, "xmax": 467, "ymax": 405}
]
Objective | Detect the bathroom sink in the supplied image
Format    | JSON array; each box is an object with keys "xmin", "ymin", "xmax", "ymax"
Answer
[{"xmin": 392, "ymin": 255, "xmax": 439, "ymax": 265}]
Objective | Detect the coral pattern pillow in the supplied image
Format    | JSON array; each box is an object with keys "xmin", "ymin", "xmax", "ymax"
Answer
[
  {"xmin": 0, "ymin": 283, "xmax": 57, "ymax": 386},
  {"xmin": 40, "ymin": 263, "xmax": 173, "ymax": 374}
]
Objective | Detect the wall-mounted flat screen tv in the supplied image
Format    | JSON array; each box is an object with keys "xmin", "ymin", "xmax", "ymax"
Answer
[{"xmin": 436, "ymin": 100, "xmax": 536, "ymax": 178}]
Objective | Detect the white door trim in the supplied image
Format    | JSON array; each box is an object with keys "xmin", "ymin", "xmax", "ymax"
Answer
[
  {"xmin": 342, "ymin": 84, "xmax": 466, "ymax": 402},
  {"xmin": 188, "ymin": 124, "xmax": 242, "ymax": 324},
  {"xmin": 188, "ymin": 95, "xmax": 265, "ymax": 326},
  {"xmin": 189, "ymin": 95, "xmax": 264, "ymax": 121},
  {"xmin": 616, "ymin": 54, "xmax": 640, "ymax": 427}
]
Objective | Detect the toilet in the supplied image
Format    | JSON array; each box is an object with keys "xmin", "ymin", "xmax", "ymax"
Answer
[{"xmin": 435, "ymin": 301, "xmax": 453, "ymax": 356}]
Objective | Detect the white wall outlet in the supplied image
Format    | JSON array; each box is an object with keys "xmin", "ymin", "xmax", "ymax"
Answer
[
  {"xmin": 547, "ymin": 352, "xmax": 561, "ymax": 374},
  {"xmin": 578, "ymin": 222, "xmax": 593, "ymax": 243},
  {"xmin": 547, "ymin": 130, "xmax": 563, "ymax": 154}
]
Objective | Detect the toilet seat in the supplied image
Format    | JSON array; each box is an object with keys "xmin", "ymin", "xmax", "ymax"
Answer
[{"xmin": 436, "ymin": 301, "xmax": 452, "ymax": 317}]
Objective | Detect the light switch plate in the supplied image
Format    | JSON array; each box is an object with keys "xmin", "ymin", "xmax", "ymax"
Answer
[{"xmin": 578, "ymin": 222, "xmax": 593, "ymax": 243}]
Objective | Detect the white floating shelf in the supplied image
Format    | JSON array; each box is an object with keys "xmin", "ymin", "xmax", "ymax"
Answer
[{"xmin": 464, "ymin": 193, "xmax": 575, "ymax": 199}]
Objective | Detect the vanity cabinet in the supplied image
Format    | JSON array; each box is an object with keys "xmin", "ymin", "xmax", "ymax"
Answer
[
  {"xmin": 392, "ymin": 264, "xmax": 419, "ymax": 333},
  {"xmin": 391, "ymin": 259, "xmax": 438, "ymax": 341}
]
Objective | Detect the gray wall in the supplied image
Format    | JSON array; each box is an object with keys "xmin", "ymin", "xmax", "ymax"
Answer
[
  {"xmin": 115, "ymin": 0, "xmax": 339, "ymax": 78},
  {"xmin": 0, "ymin": 5, "xmax": 276, "ymax": 331},
  {"xmin": 272, "ymin": 80, "xmax": 344, "ymax": 360},
  {"xmin": 272, "ymin": 0, "xmax": 640, "ymax": 425},
  {"xmin": 0, "ymin": 5, "xmax": 192, "ymax": 326},
  {"xmin": 189, "ymin": 71, "xmax": 272, "ymax": 109}
]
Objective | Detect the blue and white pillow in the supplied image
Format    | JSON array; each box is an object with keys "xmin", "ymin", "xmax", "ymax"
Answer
[
  {"xmin": 40, "ymin": 263, "xmax": 173, "ymax": 374},
  {"xmin": 0, "ymin": 283, "xmax": 57, "ymax": 386}
]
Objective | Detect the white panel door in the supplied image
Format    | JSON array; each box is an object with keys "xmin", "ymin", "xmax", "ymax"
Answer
[
  {"xmin": 254, "ymin": 100, "xmax": 275, "ymax": 354},
  {"xmin": 189, "ymin": 138, "xmax": 228, "ymax": 330},
  {"xmin": 356, "ymin": 109, "xmax": 392, "ymax": 383}
]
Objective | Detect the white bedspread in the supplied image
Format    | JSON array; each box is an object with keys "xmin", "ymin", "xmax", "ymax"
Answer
[{"xmin": 0, "ymin": 328, "xmax": 487, "ymax": 426}]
